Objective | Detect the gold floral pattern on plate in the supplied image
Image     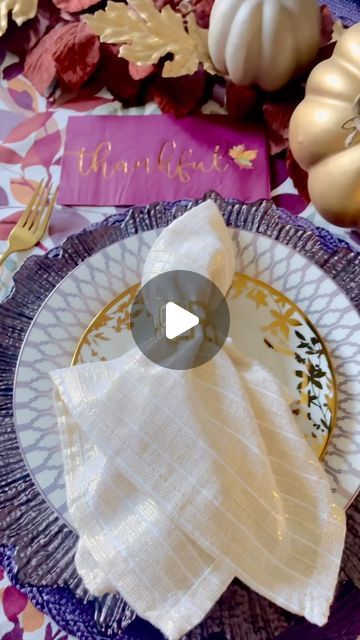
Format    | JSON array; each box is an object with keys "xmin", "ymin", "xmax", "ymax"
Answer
[{"xmin": 73, "ymin": 274, "xmax": 336, "ymax": 459}]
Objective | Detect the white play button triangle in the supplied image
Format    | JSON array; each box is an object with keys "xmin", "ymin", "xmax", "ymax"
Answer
[{"xmin": 165, "ymin": 302, "xmax": 199, "ymax": 340}]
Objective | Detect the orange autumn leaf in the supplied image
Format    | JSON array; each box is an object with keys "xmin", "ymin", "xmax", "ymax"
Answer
[
  {"xmin": 228, "ymin": 144, "xmax": 258, "ymax": 169},
  {"xmin": 10, "ymin": 178, "xmax": 40, "ymax": 205},
  {"xmin": 22, "ymin": 600, "xmax": 44, "ymax": 632}
]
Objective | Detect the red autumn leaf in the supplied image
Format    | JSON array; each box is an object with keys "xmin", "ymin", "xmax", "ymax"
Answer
[
  {"xmin": 97, "ymin": 44, "xmax": 142, "ymax": 105},
  {"xmin": 226, "ymin": 83, "xmax": 259, "ymax": 120},
  {"xmin": 52, "ymin": 22, "xmax": 100, "ymax": 90},
  {"xmin": 320, "ymin": 4, "xmax": 334, "ymax": 46},
  {"xmin": 263, "ymin": 101, "xmax": 299, "ymax": 155},
  {"xmin": 51, "ymin": 0, "xmax": 100, "ymax": 11},
  {"xmin": 4, "ymin": 112, "xmax": 53, "ymax": 143},
  {"xmin": 150, "ymin": 71, "xmax": 207, "ymax": 117},
  {"xmin": 54, "ymin": 75, "xmax": 109, "ymax": 109},
  {"xmin": 24, "ymin": 29, "xmax": 57, "ymax": 96},
  {"xmin": 24, "ymin": 22, "xmax": 100, "ymax": 96},
  {"xmin": 0, "ymin": 145, "xmax": 23, "ymax": 164},
  {"xmin": 286, "ymin": 149, "xmax": 310, "ymax": 204}
]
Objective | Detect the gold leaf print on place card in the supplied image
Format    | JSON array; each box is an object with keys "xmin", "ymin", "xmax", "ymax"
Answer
[{"xmin": 228, "ymin": 144, "xmax": 258, "ymax": 169}]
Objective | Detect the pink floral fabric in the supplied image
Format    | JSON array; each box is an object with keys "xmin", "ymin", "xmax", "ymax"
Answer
[{"xmin": 0, "ymin": 567, "xmax": 74, "ymax": 640}]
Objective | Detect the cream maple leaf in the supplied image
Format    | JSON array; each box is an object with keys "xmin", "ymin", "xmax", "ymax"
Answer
[
  {"xmin": 84, "ymin": 0, "xmax": 217, "ymax": 78},
  {"xmin": 0, "ymin": 0, "xmax": 38, "ymax": 36}
]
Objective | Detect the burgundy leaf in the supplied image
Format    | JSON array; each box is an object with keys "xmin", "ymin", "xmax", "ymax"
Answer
[
  {"xmin": 22, "ymin": 130, "xmax": 62, "ymax": 168},
  {"xmin": 24, "ymin": 30, "xmax": 57, "ymax": 96},
  {"xmin": 311, "ymin": 40, "xmax": 336, "ymax": 67},
  {"xmin": 52, "ymin": 21, "xmax": 100, "ymax": 90},
  {"xmin": 226, "ymin": 82, "xmax": 259, "ymax": 120},
  {"xmin": 24, "ymin": 21, "xmax": 100, "ymax": 97},
  {"xmin": 263, "ymin": 101, "xmax": 298, "ymax": 155},
  {"xmin": 286, "ymin": 148, "xmax": 310, "ymax": 204},
  {"xmin": 273, "ymin": 192, "xmax": 308, "ymax": 216},
  {"xmin": 320, "ymin": 4, "xmax": 335, "ymax": 46},
  {"xmin": 1, "ymin": 0, "xmax": 60, "ymax": 59},
  {"xmin": 0, "ymin": 146, "xmax": 23, "ymax": 164},
  {"xmin": 150, "ymin": 71, "xmax": 207, "ymax": 117},
  {"xmin": 4, "ymin": 112, "xmax": 52, "ymax": 143},
  {"xmin": 270, "ymin": 154, "xmax": 289, "ymax": 191},
  {"xmin": 53, "ymin": 75, "xmax": 108, "ymax": 109},
  {"xmin": 98, "ymin": 44, "xmax": 142, "ymax": 105}
]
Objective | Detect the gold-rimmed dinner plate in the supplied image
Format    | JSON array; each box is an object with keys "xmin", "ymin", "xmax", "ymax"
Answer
[
  {"xmin": 13, "ymin": 227, "xmax": 360, "ymax": 524},
  {"xmin": 72, "ymin": 273, "xmax": 336, "ymax": 460}
]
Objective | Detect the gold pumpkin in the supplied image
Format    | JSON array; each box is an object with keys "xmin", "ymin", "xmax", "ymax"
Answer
[{"xmin": 289, "ymin": 23, "xmax": 360, "ymax": 228}]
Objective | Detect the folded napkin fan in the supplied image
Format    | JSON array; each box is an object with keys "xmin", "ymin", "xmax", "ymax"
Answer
[{"xmin": 51, "ymin": 200, "xmax": 346, "ymax": 640}]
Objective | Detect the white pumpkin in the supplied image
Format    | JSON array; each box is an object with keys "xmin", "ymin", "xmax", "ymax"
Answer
[{"xmin": 208, "ymin": 0, "xmax": 321, "ymax": 91}]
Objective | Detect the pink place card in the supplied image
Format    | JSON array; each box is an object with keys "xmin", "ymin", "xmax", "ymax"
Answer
[{"xmin": 58, "ymin": 114, "xmax": 270, "ymax": 206}]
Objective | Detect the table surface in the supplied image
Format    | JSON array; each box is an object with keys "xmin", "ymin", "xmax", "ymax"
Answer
[{"xmin": 1, "ymin": 2, "xmax": 360, "ymax": 637}]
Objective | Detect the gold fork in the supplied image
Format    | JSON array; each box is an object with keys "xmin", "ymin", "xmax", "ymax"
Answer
[{"xmin": 0, "ymin": 182, "xmax": 57, "ymax": 267}]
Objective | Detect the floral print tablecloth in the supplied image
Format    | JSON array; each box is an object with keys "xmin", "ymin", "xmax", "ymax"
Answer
[
  {"xmin": 0, "ymin": 567, "xmax": 74, "ymax": 640},
  {"xmin": 1, "ymin": 2, "xmax": 360, "ymax": 635}
]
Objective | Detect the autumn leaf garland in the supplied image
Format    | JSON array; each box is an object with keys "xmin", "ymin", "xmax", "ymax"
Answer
[{"xmin": 84, "ymin": 0, "xmax": 217, "ymax": 78}]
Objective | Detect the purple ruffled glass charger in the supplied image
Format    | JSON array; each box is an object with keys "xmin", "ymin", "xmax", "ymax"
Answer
[{"xmin": 1, "ymin": 191, "xmax": 360, "ymax": 640}]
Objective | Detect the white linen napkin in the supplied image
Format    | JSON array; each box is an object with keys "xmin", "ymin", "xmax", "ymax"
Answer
[{"xmin": 51, "ymin": 200, "xmax": 345, "ymax": 640}]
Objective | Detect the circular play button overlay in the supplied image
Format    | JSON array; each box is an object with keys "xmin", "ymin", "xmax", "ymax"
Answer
[{"xmin": 130, "ymin": 270, "xmax": 230, "ymax": 370}]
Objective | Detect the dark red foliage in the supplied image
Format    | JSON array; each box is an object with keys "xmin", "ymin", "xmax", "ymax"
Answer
[
  {"xmin": 149, "ymin": 71, "xmax": 208, "ymax": 117},
  {"xmin": 263, "ymin": 102, "xmax": 299, "ymax": 155},
  {"xmin": 286, "ymin": 149, "xmax": 311, "ymax": 204},
  {"xmin": 1, "ymin": 0, "xmax": 61, "ymax": 59},
  {"xmin": 97, "ymin": 44, "xmax": 143, "ymax": 105},
  {"xmin": 226, "ymin": 83, "xmax": 259, "ymax": 120}
]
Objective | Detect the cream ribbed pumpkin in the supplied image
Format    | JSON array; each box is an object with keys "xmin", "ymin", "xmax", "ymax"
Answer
[{"xmin": 208, "ymin": 0, "xmax": 321, "ymax": 91}]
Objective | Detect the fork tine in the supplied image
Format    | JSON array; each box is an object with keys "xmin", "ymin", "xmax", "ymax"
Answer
[
  {"xmin": 17, "ymin": 181, "xmax": 44, "ymax": 227},
  {"xmin": 26, "ymin": 182, "xmax": 51, "ymax": 231},
  {"xmin": 35, "ymin": 187, "xmax": 58, "ymax": 236}
]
